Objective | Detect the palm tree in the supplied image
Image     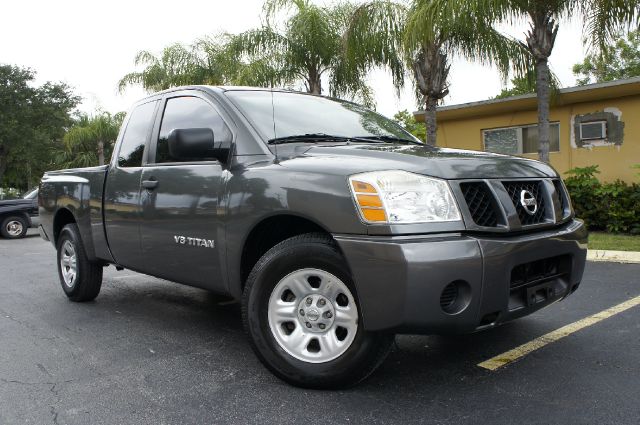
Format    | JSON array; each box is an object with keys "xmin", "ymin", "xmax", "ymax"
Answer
[
  {"xmin": 119, "ymin": 37, "xmax": 281, "ymax": 94},
  {"xmin": 345, "ymin": 0, "xmax": 530, "ymax": 145},
  {"xmin": 434, "ymin": 0, "xmax": 639, "ymax": 162},
  {"xmin": 228, "ymin": 0, "xmax": 375, "ymax": 106},
  {"xmin": 59, "ymin": 112, "xmax": 125, "ymax": 167},
  {"xmin": 118, "ymin": 44, "xmax": 201, "ymax": 93}
]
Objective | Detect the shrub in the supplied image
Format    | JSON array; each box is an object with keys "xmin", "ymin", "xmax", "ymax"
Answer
[
  {"xmin": 564, "ymin": 165, "xmax": 640, "ymax": 235},
  {"xmin": 0, "ymin": 187, "xmax": 22, "ymax": 200}
]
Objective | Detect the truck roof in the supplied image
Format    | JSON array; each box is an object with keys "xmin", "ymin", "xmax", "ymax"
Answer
[{"xmin": 147, "ymin": 85, "xmax": 303, "ymax": 97}]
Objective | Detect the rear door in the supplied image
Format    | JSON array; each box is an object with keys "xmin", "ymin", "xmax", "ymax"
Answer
[
  {"xmin": 138, "ymin": 92, "xmax": 233, "ymax": 291},
  {"xmin": 104, "ymin": 99, "xmax": 159, "ymax": 269}
]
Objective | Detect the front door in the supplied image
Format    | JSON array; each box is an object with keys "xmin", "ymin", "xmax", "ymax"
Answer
[{"xmin": 138, "ymin": 94, "xmax": 232, "ymax": 291}]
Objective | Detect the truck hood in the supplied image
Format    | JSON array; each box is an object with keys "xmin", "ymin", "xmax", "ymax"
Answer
[
  {"xmin": 282, "ymin": 144, "xmax": 557, "ymax": 179},
  {"xmin": 0, "ymin": 199, "xmax": 33, "ymax": 207}
]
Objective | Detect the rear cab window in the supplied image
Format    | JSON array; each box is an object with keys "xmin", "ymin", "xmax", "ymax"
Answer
[{"xmin": 117, "ymin": 101, "xmax": 158, "ymax": 167}]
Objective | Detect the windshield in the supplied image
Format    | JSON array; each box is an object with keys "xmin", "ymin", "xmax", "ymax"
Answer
[
  {"xmin": 225, "ymin": 90, "xmax": 417, "ymax": 144},
  {"xmin": 22, "ymin": 188, "xmax": 38, "ymax": 199}
]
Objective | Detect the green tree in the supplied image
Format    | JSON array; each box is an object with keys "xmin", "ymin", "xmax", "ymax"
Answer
[
  {"xmin": 118, "ymin": 37, "xmax": 279, "ymax": 95},
  {"xmin": 495, "ymin": 73, "xmax": 536, "ymax": 99},
  {"xmin": 393, "ymin": 109, "xmax": 426, "ymax": 140},
  {"xmin": 57, "ymin": 112, "xmax": 125, "ymax": 168},
  {"xmin": 228, "ymin": 0, "xmax": 374, "ymax": 105},
  {"xmin": 118, "ymin": 44, "xmax": 197, "ymax": 93},
  {"xmin": 435, "ymin": 0, "xmax": 639, "ymax": 162},
  {"xmin": 573, "ymin": 29, "xmax": 640, "ymax": 85},
  {"xmin": 494, "ymin": 70, "xmax": 562, "ymax": 99},
  {"xmin": 0, "ymin": 65, "xmax": 80, "ymax": 190},
  {"xmin": 344, "ymin": 0, "xmax": 529, "ymax": 145}
]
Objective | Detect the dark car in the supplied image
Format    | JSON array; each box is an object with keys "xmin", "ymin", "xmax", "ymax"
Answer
[
  {"xmin": 0, "ymin": 188, "xmax": 39, "ymax": 239},
  {"xmin": 38, "ymin": 87, "xmax": 587, "ymax": 388}
]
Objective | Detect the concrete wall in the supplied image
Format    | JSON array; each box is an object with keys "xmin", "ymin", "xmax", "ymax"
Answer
[{"xmin": 436, "ymin": 95, "xmax": 640, "ymax": 183}]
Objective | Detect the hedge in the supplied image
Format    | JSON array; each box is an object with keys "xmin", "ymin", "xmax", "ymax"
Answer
[{"xmin": 564, "ymin": 165, "xmax": 640, "ymax": 235}]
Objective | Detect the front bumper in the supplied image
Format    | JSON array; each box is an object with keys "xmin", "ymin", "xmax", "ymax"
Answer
[{"xmin": 334, "ymin": 219, "xmax": 587, "ymax": 334}]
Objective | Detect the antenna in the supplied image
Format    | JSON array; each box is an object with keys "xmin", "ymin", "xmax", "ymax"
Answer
[{"xmin": 271, "ymin": 89, "xmax": 279, "ymax": 163}]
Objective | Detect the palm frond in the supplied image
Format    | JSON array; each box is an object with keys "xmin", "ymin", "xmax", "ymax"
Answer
[{"xmin": 344, "ymin": 1, "xmax": 408, "ymax": 91}]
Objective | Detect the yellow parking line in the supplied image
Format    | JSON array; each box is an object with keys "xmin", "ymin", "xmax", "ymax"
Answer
[{"xmin": 478, "ymin": 295, "xmax": 640, "ymax": 371}]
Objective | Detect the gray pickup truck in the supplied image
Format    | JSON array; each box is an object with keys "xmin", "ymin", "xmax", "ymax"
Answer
[{"xmin": 39, "ymin": 86, "xmax": 587, "ymax": 388}]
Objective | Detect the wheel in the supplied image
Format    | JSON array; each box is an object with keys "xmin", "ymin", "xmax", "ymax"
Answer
[
  {"xmin": 242, "ymin": 233, "xmax": 394, "ymax": 389},
  {"xmin": 1, "ymin": 215, "xmax": 28, "ymax": 239},
  {"xmin": 56, "ymin": 223, "xmax": 103, "ymax": 302}
]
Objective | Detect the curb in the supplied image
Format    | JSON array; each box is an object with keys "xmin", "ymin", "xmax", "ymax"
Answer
[{"xmin": 587, "ymin": 250, "xmax": 640, "ymax": 264}]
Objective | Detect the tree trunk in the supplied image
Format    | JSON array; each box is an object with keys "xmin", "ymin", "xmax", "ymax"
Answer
[
  {"xmin": 535, "ymin": 59, "xmax": 551, "ymax": 163},
  {"xmin": 413, "ymin": 43, "xmax": 450, "ymax": 147},
  {"xmin": 424, "ymin": 96, "xmax": 438, "ymax": 146},
  {"xmin": 307, "ymin": 66, "xmax": 322, "ymax": 95},
  {"xmin": 309, "ymin": 77, "xmax": 322, "ymax": 95},
  {"xmin": 0, "ymin": 148, "xmax": 8, "ymax": 186},
  {"xmin": 97, "ymin": 141, "xmax": 105, "ymax": 166},
  {"xmin": 525, "ymin": 12, "xmax": 558, "ymax": 164}
]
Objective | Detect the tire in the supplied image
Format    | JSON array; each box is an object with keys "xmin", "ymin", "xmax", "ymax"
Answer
[
  {"xmin": 1, "ymin": 215, "xmax": 28, "ymax": 239},
  {"xmin": 242, "ymin": 233, "xmax": 394, "ymax": 389},
  {"xmin": 56, "ymin": 223, "xmax": 103, "ymax": 302}
]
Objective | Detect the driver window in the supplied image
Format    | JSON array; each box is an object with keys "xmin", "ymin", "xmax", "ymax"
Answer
[{"xmin": 156, "ymin": 96, "xmax": 231, "ymax": 163}]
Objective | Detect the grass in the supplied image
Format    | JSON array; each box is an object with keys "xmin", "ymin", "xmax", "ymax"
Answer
[{"xmin": 588, "ymin": 232, "xmax": 640, "ymax": 252}]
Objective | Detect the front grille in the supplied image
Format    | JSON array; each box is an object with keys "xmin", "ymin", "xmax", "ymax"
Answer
[
  {"xmin": 460, "ymin": 182, "xmax": 499, "ymax": 227},
  {"xmin": 553, "ymin": 180, "xmax": 567, "ymax": 217},
  {"xmin": 503, "ymin": 181, "xmax": 547, "ymax": 226}
]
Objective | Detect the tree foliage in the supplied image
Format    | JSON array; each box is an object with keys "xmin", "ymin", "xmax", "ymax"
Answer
[
  {"xmin": 227, "ymin": 0, "xmax": 375, "ymax": 105},
  {"xmin": 495, "ymin": 75, "xmax": 536, "ymax": 98},
  {"xmin": 56, "ymin": 112, "xmax": 125, "ymax": 168},
  {"xmin": 345, "ymin": 0, "xmax": 531, "ymax": 145},
  {"xmin": 573, "ymin": 29, "xmax": 640, "ymax": 85},
  {"xmin": 393, "ymin": 109, "xmax": 426, "ymax": 140},
  {"xmin": 119, "ymin": 1, "xmax": 377, "ymax": 106},
  {"xmin": 494, "ymin": 69, "xmax": 561, "ymax": 99},
  {"xmin": 0, "ymin": 64, "xmax": 80, "ymax": 190}
]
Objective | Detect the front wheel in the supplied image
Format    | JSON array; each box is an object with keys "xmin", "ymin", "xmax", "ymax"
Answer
[
  {"xmin": 56, "ymin": 223, "xmax": 103, "ymax": 302},
  {"xmin": 1, "ymin": 215, "xmax": 28, "ymax": 239},
  {"xmin": 242, "ymin": 233, "xmax": 394, "ymax": 389}
]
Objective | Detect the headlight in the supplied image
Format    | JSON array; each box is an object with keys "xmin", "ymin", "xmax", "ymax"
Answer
[{"xmin": 349, "ymin": 170, "xmax": 461, "ymax": 224}]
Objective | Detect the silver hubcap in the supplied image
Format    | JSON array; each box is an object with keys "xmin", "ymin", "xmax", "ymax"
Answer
[
  {"xmin": 60, "ymin": 240, "xmax": 78, "ymax": 288},
  {"xmin": 268, "ymin": 268, "xmax": 358, "ymax": 363},
  {"xmin": 5, "ymin": 220, "xmax": 23, "ymax": 237}
]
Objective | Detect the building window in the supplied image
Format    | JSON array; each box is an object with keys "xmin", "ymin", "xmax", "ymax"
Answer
[
  {"xmin": 579, "ymin": 121, "xmax": 607, "ymax": 141},
  {"xmin": 483, "ymin": 123, "xmax": 560, "ymax": 155}
]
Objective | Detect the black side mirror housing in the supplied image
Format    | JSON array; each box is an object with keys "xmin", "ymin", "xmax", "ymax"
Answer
[{"xmin": 167, "ymin": 128, "xmax": 230, "ymax": 162}]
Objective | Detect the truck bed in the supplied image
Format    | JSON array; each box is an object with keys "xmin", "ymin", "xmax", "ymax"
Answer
[{"xmin": 39, "ymin": 165, "xmax": 111, "ymax": 262}]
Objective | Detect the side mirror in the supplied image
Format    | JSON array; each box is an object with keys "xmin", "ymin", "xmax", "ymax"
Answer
[{"xmin": 167, "ymin": 128, "xmax": 230, "ymax": 162}]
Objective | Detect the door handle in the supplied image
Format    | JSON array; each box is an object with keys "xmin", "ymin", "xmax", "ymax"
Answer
[{"xmin": 142, "ymin": 179, "xmax": 159, "ymax": 190}]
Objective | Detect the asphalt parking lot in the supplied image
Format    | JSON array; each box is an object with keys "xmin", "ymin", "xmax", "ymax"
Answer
[{"xmin": 1, "ymin": 232, "xmax": 639, "ymax": 425}]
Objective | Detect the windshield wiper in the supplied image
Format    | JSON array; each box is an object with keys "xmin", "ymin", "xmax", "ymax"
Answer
[
  {"xmin": 351, "ymin": 135, "xmax": 423, "ymax": 145},
  {"xmin": 267, "ymin": 133, "xmax": 352, "ymax": 145}
]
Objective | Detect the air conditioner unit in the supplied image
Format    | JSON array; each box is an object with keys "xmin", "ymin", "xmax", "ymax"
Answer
[{"xmin": 580, "ymin": 121, "xmax": 607, "ymax": 140}]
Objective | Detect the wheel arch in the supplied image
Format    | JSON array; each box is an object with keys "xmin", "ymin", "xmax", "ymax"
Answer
[
  {"xmin": 237, "ymin": 213, "xmax": 340, "ymax": 295},
  {"xmin": 53, "ymin": 207, "xmax": 77, "ymax": 245}
]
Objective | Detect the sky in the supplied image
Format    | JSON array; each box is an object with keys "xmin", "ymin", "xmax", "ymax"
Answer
[{"xmin": 0, "ymin": 0, "xmax": 587, "ymax": 119}]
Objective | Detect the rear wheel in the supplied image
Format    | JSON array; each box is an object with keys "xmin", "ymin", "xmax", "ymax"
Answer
[
  {"xmin": 56, "ymin": 224, "xmax": 103, "ymax": 302},
  {"xmin": 242, "ymin": 233, "xmax": 394, "ymax": 389},
  {"xmin": 1, "ymin": 215, "xmax": 28, "ymax": 239}
]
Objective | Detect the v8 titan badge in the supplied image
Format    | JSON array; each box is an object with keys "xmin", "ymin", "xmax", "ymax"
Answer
[{"xmin": 174, "ymin": 235, "xmax": 215, "ymax": 248}]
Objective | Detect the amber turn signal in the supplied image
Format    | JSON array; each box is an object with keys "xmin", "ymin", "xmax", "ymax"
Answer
[{"xmin": 350, "ymin": 180, "xmax": 387, "ymax": 222}]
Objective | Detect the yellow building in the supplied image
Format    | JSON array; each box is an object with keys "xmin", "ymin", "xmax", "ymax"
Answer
[{"xmin": 414, "ymin": 77, "xmax": 640, "ymax": 183}]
